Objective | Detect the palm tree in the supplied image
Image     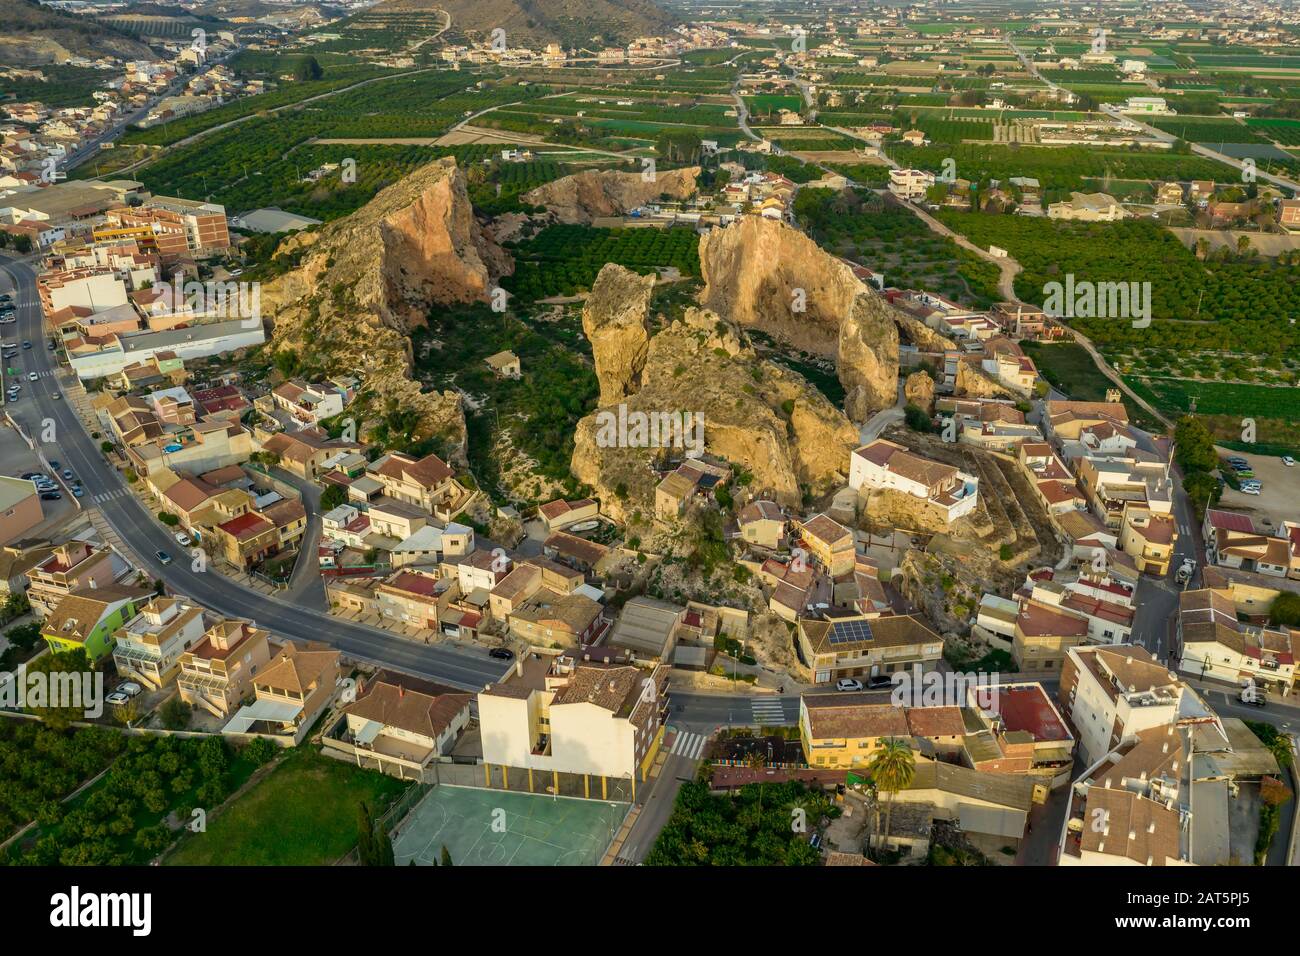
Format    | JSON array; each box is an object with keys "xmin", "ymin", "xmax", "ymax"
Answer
[
  {"xmin": 866, "ymin": 739, "xmax": 915, "ymax": 853},
  {"xmin": 746, "ymin": 750, "xmax": 768, "ymax": 813}
]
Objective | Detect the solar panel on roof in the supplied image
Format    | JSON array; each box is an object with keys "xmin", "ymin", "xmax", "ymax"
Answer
[{"xmin": 828, "ymin": 619, "xmax": 874, "ymax": 644}]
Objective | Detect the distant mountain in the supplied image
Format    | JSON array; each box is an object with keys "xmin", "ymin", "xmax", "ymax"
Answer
[
  {"xmin": 0, "ymin": 0, "xmax": 156, "ymax": 67},
  {"xmin": 372, "ymin": 0, "xmax": 676, "ymax": 49}
]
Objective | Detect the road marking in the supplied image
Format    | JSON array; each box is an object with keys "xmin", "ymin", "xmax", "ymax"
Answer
[
  {"xmin": 670, "ymin": 731, "xmax": 708, "ymax": 760},
  {"xmin": 751, "ymin": 698, "xmax": 788, "ymax": 723}
]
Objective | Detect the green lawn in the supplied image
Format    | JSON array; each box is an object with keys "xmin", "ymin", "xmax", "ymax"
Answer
[
  {"xmin": 166, "ymin": 748, "xmax": 409, "ymax": 865},
  {"xmin": 1021, "ymin": 342, "xmax": 1161, "ymax": 430}
]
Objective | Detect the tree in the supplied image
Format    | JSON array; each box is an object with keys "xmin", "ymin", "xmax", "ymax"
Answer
[
  {"xmin": 866, "ymin": 739, "xmax": 915, "ymax": 853},
  {"xmin": 160, "ymin": 696, "xmax": 191, "ymax": 730},
  {"xmin": 294, "ymin": 56, "xmax": 323, "ymax": 81},
  {"xmin": 745, "ymin": 751, "xmax": 768, "ymax": 813},
  {"xmin": 1173, "ymin": 415, "xmax": 1218, "ymax": 474},
  {"xmin": 440, "ymin": 845, "xmax": 454, "ymax": 866},
  {"xmin": 1269, "ymin": 592, "xmax": 1300, "ymax": 627},
  {"xmin": 904, "ymin": 403, "xmax": 933, "ymax": 432},
  {"xmin": 320, "ymin": 484, "xmax": 347, "ymax": 511},
  {"xmin": 357, "ymin": 801, "xmax": 377, "ymax": 864}
]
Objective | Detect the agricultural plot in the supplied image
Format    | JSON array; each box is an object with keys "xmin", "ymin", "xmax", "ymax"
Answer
[
  {"xmin": 935, "ymin": 212, "xmax": 1300, "ymax": 359},
  {"xmin": 1150, "ymin": 117, "xmax": 1269, "ymax": 144},
  {"xmin": 1125, "ymin": 377, "xmax": 1300, "ymax": 421},
  {"xmin": 907, "ymin": 116, "xmax": 996, "ymax": 142},
  {"xmin": 1249, "ymin": 118, "xmax": 1300, "ymax": 145},
  {"xmin": 897, "ymin": 144, "xmax": 1234, "ymax": 195},
  {"xmin": 503, "ymin": 225, "xmax": 700, "ymax": 302},
  {"xmin": 795, "ymin": 188, "xmax": 999, "ymax": 308}
]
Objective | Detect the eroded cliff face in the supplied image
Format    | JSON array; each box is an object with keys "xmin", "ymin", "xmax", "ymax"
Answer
[
  {"xmin": 698, "ymin": 216, "xmax": 899, "ymax": 421},
  {"xmin": 522, "ymin": 166, "xmax": 699, "ymax": 224},
  {"xmin": 956, "ymin": 358, "xmax": 1012, "ymax": 399},
  {"xmin": 896, "ymin": 311, "xmax": 957, "ymax": 353},
  {"xmin": 261, "ymin": 157, "xmax": 512, "ymax": 461},
  {"xmin": 582, "ymin": 263, "xmax": 655, "ymax": 406},
  {"xmin": 572, "ymin": 301, "xmax": 858, "ymax": 523},
  {"xmin": 840, "ymin": 293, "xmax": 901, "ymax": 421}
]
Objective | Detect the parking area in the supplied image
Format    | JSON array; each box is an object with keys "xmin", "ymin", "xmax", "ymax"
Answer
[
  {"xmin": 1214, "ymin": 447, "xmax": 1300, "ymax": 531},
  {"xmin": 0, "ymin": 421, "xmax": 78, "ymax": 536}
]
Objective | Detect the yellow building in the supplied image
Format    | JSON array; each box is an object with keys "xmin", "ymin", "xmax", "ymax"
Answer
[{"xmin": 1120, "ymin": 503, "xmax": 1178, "ymax": 576}]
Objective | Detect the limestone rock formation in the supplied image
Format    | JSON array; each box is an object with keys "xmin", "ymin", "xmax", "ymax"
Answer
[
  {"xmin": 582, "ymin": 264, "xmax": 655, "ymax": 405},
  {"xmin": 839, "ymin": 293, "xmax": 902, "ymax": 421},
  {"xmin": 895, "ymin": 311, "xmax": 957, "ymax": 353},
  {"xmin": 572, "ymin": 307, "xmax": 858, "ymax": 522},
  {"xmin": 522, "ymin": 166, "xmax": 699, "ymax": 224},
  {"xmin": 698, "ymin": 216, "xmax": 899, "ymax": 422},
  {"xmin": 904, "ymin": 370, "xmax": 936, "ymax": 414},
  {"xmin": 955, "ymin": 358, "xmax": 1012, "ymax": 399},
  {"xmin": 261, "ymin": 157, "xmax": 512, "ymax": 460}
]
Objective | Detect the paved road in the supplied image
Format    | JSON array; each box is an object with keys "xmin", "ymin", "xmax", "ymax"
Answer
[{"xmin": 0, "ymin": 254, "xmax": 508, "ymax": 692}]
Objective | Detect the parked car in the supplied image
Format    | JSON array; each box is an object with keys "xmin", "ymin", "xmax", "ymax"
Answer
[
  {"xmin": 60, "ymin": 469, "xmax": 73, "ymax": 481},
  {"xmin": 48, "ymin": 460, "xmax": 60, "ymax": 471},
  {"xmin": 155, "ymin": 550, "xmax": 172, "ymax": 566},
  {"xmin": 70, "ymin": 486, "xmax": 83, "ymax": 498},
  {"xmin": 20, "ymin": 341, "xmax": 30, "ymax": 350},
  {"xmin": 1239, "ymin": 688, "xmax": 1267, "ymax": 707},
  {"xmin": 40, "ymin": 492, "xmax": 61, "ymax": 501},
  {"xmin": 866, "ymin": 674, "xmax": 894, "ymax": 690},
  {"xmin": 1241, "ymin": 483, "xmax": 1262, "ymax": 496},
  {"xmin": 488, "ymin": 647, "xmax": 514, "ymax": 660},
  {"xmin": 1284, "ymin": 456, "xmax": 1296, "ymax": 467},
  {"xmin": 174, "ymin": 531, "xmax": 192, "ymax": 547},
  {"xmin": 836, "ymin": 678, "xmax": 864, "ymax": 692},
  {"xmin": 118, "ymin": 681, "xmax": 143, "ymax": 698},
  {"xmin": 105, "ymin": 691, "xmax": 130, "ymax": 706}
]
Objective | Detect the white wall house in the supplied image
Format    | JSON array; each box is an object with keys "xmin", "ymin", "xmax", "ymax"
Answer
[{"xmin": 849, "ymin": 439, "xmax": 979, "ymax": 523}]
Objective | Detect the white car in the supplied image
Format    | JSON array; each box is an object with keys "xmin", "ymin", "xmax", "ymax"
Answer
[
  {"xmin": 836, "ymin": 678, "xmax": 864, "ymax": 692},
  {"xmin": 26, "ymin": 372, "xmax": 36, "ymax": 381},
  {"xmin": 117, "ymin": 681, "xmax": 143, "ymax": 698},
  {"xmin": 1241, "ymin": 484, "xmax": 1262, "ymax": 495},
  {"xmin": 174, "ymin": 531, "xmax": 192, "ymax": 546},
  {"xmin": 1283, "ymin": 456, "xmax": 1295, "ymax": 467}
]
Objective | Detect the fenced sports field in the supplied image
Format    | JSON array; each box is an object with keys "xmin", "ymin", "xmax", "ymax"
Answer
[{"xmin": 391, "ymin": 785, "xmax": 629, "ymax": 866}]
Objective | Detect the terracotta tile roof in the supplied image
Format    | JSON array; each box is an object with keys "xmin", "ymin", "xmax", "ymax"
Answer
[
  {"xmin": 344, "ymin": 679, "xmax": 472, "ymax": 741},
  {"xmin": 256, "ymin": 642, "xmax": 338, "ymax": 695}
]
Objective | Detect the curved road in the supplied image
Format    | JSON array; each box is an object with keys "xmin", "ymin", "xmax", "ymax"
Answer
[{"xmin": 0, "ymin": 254, "xmax": 507, "ymax": 692}]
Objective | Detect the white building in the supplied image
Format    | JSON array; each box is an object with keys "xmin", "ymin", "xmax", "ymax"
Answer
[
  {"xmin": 1059, "ymin": 644, "xmax": 1184, "ymax": 768},
  {"xmin": 478, "ymin": 654, "xmax": 666, "ymax": 792},
  {"xmin": 888, "ymin": 167, "xmax": 935, "ymax": 201},
  {"xmin": 849, "ymin": 439, "xmax": 979, "ymax": 523}
]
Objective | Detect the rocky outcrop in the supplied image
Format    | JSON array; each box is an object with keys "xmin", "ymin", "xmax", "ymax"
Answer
[
  {"xmin": 839, "ymin": 293, "xmax": 901, "ymax": 421},
  {"xmin": 582, "ymin": 264, "xmax": 655, "ymax": 405},
  {"xmin": 895, "ymin": 312, "xmax": 957, "ymax": 353},
  {"xmin": 955, "ymin": 358, "xmax": 1012, "ymax": 399},
  {"xmin": 261, "ymin": 157, "xmax": 512, "ymax": 460},
  {"xmin": 904, "ymin": 370, "xmax": 936, "ymax": 414},
  {"xmin": 698, "ymin": 216, "xmax": 899, "ymax": 422},
  {"xmin": 522, "ymin": 166, "xmax": 699, "ymax": 224},
  {"xmin": 572, "ymin": 307, "xmax": 858, "ymax": 522}
]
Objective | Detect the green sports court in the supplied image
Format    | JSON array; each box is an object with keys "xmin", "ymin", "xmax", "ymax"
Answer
[{"xmin": 390, "ymin": 786, "xmax": 629, "ymax": 866}]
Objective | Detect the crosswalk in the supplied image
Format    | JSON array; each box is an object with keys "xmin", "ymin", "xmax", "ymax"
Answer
[
  {"xmin": 92, "ymin": 488, "xmax": 131, "ymax": 504},
  {"xmin": 669, "ymin": 730, "xmax": 708, "ymax": 760},
  {"xmin": 751, "ymin": 698, "xmax": 789, "ymax": 724}
]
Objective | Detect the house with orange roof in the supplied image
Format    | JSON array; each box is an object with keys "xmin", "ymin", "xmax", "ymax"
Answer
[
  {"xmin": 224, "ymin": 641, "xmax": 341, "ymax": 743},
  {"xmin": 177, "ymin": 617, "xmax": 273, "ymax": 717}
]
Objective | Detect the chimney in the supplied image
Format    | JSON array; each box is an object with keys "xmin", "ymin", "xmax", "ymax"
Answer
[
  {"xmin": 88, "ymin": 576, "xmax": 97, "ymax": 589},
  {"xmin": 515, "ymin": 658, "xmax": 523, "ymax": 678}
]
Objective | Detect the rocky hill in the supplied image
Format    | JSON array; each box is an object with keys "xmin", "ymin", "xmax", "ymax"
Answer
[
  {"xmin": 0, "ymin": 0, "xmax": 156, "ymax": 66},
  {"xmin": 373, "ymin": 0, "xmax": 675, "ymax": 48},
  {"xmin": 572, "ymin": 264, "xmax": 858, "ymax": 522},
  {"xmin": 698, "ymin": 216, "xmax": 900, "ymax": 422},
  {"xmin": 260, "ymin": 156, "xmax": 512, "ymax": 460},
  {"xmin": 522, "ymin": 166, "xmax": 698, "ymax": 224}
]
